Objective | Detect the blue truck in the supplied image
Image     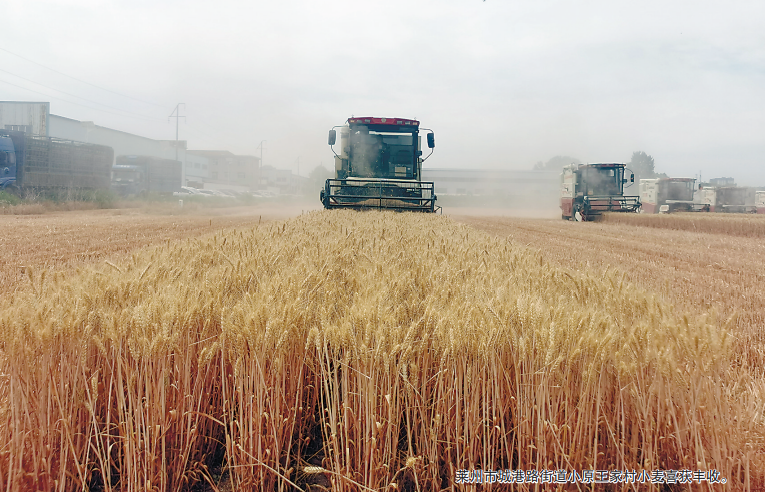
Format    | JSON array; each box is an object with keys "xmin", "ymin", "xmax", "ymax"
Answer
[
  {"xmin": 110, "ymin": 155, "xmax": 183, "ymax": 196},
  {"xmin": 0, "ymin": 129, "xmax": 113, "ymax": 191}
]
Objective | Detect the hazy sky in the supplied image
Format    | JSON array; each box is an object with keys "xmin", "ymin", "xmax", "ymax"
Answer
[{"xmin": 2, "ymin": 0, "xmax": 764, "ymax": 183}]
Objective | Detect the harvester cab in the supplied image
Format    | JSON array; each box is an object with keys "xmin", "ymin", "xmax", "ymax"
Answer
[
  {"xmin": 321, "ymin": 117, "xmax": 438, "ymax": 212},
  {"xmin": 560, "ymin": 163, "xmax": 640, "ymax": 221}
]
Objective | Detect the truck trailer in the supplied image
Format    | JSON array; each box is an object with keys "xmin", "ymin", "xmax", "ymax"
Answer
[
  {"xmin": 321, "ymin": 117, "xmax": 437, "ymax": 212},
  {"xmin": 111, "ymin": 155, "xmax": 183, "ymax": 196},
  {"xmin": 560, "ymin": 163, "xmax": 640, "ymax": 221},
  {"xmin": 0, "ymin": 129, "xmax": 113, "ymax": 191}
]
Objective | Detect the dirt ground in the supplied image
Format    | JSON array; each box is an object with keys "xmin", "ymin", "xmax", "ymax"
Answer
[
  {"xmin": 0, "ymin": 202, "xmax": 319, "ymax": 298},
  {"xmin": 451, "ymin": 214, "xmax": 765, "ymax": 359}
]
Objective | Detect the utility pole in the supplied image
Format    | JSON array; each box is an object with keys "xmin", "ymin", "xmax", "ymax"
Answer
[
  {"xmin": 168, "ymin": 103, "xmax": 186, "ymax": 161},
  {"xmin": 257, "ymin": 140, "xmax": 266, "ymax": 190}
]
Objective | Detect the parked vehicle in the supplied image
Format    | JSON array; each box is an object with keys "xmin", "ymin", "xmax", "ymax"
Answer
[
  {"xmin": 173, "ymin": 186, "xmax": 203, "ymax": 196},
  {"xmin": 0, "ymin": 129, "xmax": 113, "ymax": 191},
  {"xmin": 111, "ymin": 155, "xmax": 182, "ymax": 196}
]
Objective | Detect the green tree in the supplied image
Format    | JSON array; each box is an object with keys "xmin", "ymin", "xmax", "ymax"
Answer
[
  {"xmin": 533, "ymin": 155, "xmax": 581, "ymax": 171},
  {"xmin": 627, "ymin": 151, "xmax": 665, "ymax": 182}
]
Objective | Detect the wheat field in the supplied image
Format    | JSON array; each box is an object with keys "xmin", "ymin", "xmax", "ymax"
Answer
[
  {"xmin": 0, "ymin": 210, "xmax": 761, "ymax": 491},
  {"xmin": 600, "ymin": 212, "xmax": 765, "ymax": 238},
  {"xmin": 0, "ymin": 207, "xmax": 296, "ymax": 297}
]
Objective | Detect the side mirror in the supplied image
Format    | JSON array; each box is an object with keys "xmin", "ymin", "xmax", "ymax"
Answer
[
  {"xmin": 328, "ymin": 129, "xmax": 336, "ymax": 146},
  {"xmin": 630, "ymin": 173, "xmax": 635, "ymax": 183},
  {"xmin": 427, "ymin": 132, "xmax": 435, "ymax": 149}
]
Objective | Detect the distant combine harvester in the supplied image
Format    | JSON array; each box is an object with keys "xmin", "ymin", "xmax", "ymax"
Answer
[
  {"xmin": 640, "ymin": 177, "xmax": 760, "ymax": 214},
  {"xmin": 560, "ymin": 163, "xmax": 640, "ymax": 221}
]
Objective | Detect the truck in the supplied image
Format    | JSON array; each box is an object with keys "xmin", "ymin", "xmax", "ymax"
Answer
[
  {"xmin": 757, "ymin": 190, "xmax": 765, "ymax": 214},
  {"xmin": 0, "ymin": 129, "xmax": 113, "ymax": 191},
  {"xmin": 111, "ymin": 155, "xmax": 183, "ymax": 196},
  {"xmin": 560, "ymin": 163, "xmax": 640, "ymax": 221},
  {"xmin": 639, "ymin": 177, "xmax": 700, "ymax": 213},
  {"xmin": 321, "ymin": 117, "xmax": 437, "ymax": 212}
]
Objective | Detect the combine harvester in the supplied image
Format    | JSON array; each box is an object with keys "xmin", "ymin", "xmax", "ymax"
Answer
[
  {"xmin": 321, "ymin": 117, "xmax": 438, "ymax": 212},
  {"xmin": 640, "ymin": 178, "xmax": 760, "ymax": 214},
  {"xmin": 696, "ymin": 186, "xmax": 757, "ymax": 214},
  {"xmin": 639, "ymin": 177, "xmax": 702, "ymax": 213},
  {"xmin": 560, "ymin": 163, "xmax": 640, "ymax": 221}
]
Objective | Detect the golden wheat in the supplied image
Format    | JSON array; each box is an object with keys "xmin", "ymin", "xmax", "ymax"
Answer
[
  {"xmin": 601, "ymin": 211, "xmax": 765, "ymax": 237},
  {"xmin": 0, "ymin": 210, "xmax": 761, "ymax": 491}
]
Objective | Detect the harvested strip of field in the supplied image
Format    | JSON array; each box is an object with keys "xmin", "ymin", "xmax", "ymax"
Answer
[
  {"xmin": 600, "ymin": 211, "xmax": 765, "ymax": 237},
  {"xmin": 0, "ymin": 210, "xmax": 762, "ymax": 491},
  {"xmin": 0, "ymin": 205, "xmax": 300, "ymax": 298}
]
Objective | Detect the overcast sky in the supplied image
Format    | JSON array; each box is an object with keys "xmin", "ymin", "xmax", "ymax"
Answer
[{"xmin": 2, "ymin": 0, "xmax": 764, "ymax": 183}]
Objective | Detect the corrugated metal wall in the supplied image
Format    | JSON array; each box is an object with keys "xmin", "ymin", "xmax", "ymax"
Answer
[{"xmin": 0, "ymin": 101, "xmax": 50, "ymax": 135}]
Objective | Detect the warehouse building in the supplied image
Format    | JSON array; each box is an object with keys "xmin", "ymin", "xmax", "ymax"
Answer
[
  {"xmin": 186, "ymin": 150, "xmax": 260, "ymax": 190},
  {"xmin": 259, "ymin": 165, "xmax": 311, "ymax": 195},
  {"xmin": 0, "ymin": 101, "xmax": 266, "ymax": 191}
]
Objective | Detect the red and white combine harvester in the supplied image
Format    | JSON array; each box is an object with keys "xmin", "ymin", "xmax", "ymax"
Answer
[{"xmin": 560, "ymin": 163, "xmax": 640, "ymax": 221}]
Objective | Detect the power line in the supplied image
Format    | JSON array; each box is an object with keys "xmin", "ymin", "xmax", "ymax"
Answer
[
  {"xmin": 0, "ymin": 77, "xmax": 166, "ymax": 123},
  {"xmin": 0, "ymin": 68, "xmax": 165, "ymax": 122},
  {"xmin": 0, "ymin": 46, "xmax": 167, "ymax": 108}
]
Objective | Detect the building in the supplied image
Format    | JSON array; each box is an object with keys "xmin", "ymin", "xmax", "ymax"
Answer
[
  {"xmin": 709, "ymin": 177, "xmax": 735, "ymax": 187},
  {"xmin": 0, "ymin": 101, "xmax": 49, "ymax": 135},
  {"xmin": 0, "ymin": 101, "xmax": 269, "ymax": 191},
  {"xmin": 260, "ymin": 165, "xmax": 311, "ymax": 195},
  {"xmin": 49, "ymin": 115, "xmax": 186, "ymax": 168},
  {"xmin": 1, "ymin": 101, "xmax": 189, "ymax": 181},
  {"xmin": 184, "ymin": 153, "xmax": 209, "ymax": 187},
  {"xmin": 186, "ymin": 150, "xmax": 260, "ymax": 190}
]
